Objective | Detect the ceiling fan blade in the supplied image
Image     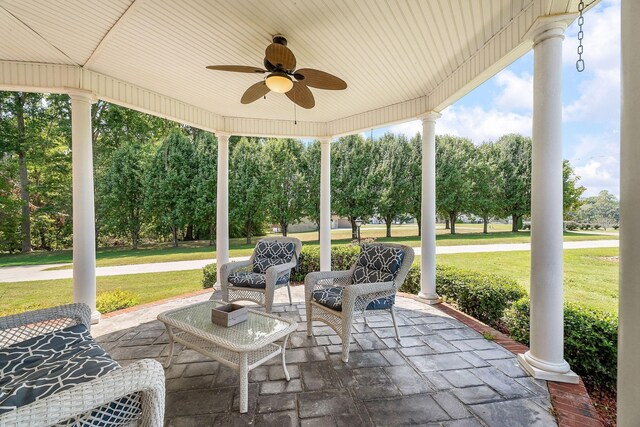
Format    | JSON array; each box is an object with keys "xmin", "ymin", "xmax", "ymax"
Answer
[
  {"xmin": 265, "ymin": 43, "xmax": 296, "ymax": 71},
  {"xmin": 295, "ymin": 68, "xmax": 347, "ymax": 90},
  {"xmin": 206, "ymin": 65, "xmax": 266, "ymax": 73},
  {"xmin": 286, "ymin": 82, "xmax": 315, "ymax": 109},
  {"xmin": 241, "ymin": 81, "xmax": 270, "ymax": 104}
]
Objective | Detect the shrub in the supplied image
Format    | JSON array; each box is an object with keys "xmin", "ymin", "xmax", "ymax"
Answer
[
  {"xmin": 565, "ymin": 221, "xmax": 579, "ymax": 231},
  {"xmin": 96, "ymin": 289, "xmax": 140, "ymax": 313},
  {"xmin": 613, "ymin": 224, "xmax": 619, "ymax": 230},
  {"xmin": 503, "ymin": 298, "xmax": 618, "ymax": 391},
  {"xmin": 291, "ymin": 244, "xmax": 361, "ymax": 282},
  {"xmin": 434, "ymin": 265, "xmax": 527, "ymax": 327},
  {"xmin": 202, "ymin": 263, "xmax": 217, "ymax": 288}
]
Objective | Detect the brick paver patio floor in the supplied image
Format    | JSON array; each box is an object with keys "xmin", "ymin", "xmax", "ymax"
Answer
[{"xmin": 94, "ymin": 287, "xmax": 557, "ymax": 426}]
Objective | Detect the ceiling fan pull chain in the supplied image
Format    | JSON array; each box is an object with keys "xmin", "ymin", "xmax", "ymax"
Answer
[{"xmin": 576, "ymin": 0, "xmax": 586, "ymax": 72}]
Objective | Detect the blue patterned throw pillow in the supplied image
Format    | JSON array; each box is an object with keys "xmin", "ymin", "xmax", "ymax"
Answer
[
  {"xmin": 253, "ymin": 241, "xmax": 296, "ymax": 274},
  {"xmin": 352, "ymin": 244, "xmax": 405, "ymax": 285}
]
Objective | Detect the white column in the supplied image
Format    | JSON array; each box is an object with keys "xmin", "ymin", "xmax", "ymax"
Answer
[
  {"xmin": 619, "ymin": 1, "xmax": 640, "ymax": 423},
  {"xmin": 70, "ymin": 92, "xmax": 99, "ymax": 323},
  {"xmin": 518, "ymin": 22, "xmax": 577, "ymax": 383},
  {"xmin": 418, "ymin": 112, "xmax": 441, "ymax": 304},
  {"xmin": 216, "ymin": 132, "xmax": 230, "ymax": 285},
  {"xmin": 319, "ymin": 137, "xmax": 332, "ymax": 271}
]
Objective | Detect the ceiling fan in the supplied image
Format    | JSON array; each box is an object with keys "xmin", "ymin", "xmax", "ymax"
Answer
[{"xmin": 206, "ymin": 35, "xmax": 347, "ymax": 109}]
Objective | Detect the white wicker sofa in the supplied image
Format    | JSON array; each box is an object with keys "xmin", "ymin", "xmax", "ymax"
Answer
[{"xmin": 0, "ymin": 303, "xmax": 165, "ymax": 427}]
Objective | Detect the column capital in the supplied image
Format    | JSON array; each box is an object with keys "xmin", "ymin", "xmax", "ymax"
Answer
[
  {"xmin": 67, "ymin": 89, "xmax": 97, "ymax": 104},
  {"xmin": 525, "ymin": 14, "xmax": 574, "ymax": 45},
  {"xmin": 418, "ymin": 111, "xmax": 441, "ymax": 123},
  {"xmin": 319, "ymin": 136, "xmax": 333, "ymax": 145},
  {"xmin": 215, "ymin": 131, "xmax": 232, "ymax": 141}
]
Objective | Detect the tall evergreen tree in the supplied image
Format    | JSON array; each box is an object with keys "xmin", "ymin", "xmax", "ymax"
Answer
[
  {"xmin": 229, "ymin": 137, "xmax": 267, "ymax": 244},
  {"xmin": 145, "ymin": 129, "xmax": 197, "ymax": 246},
  {"xmin": 332, "ymin": 134, "xmax": 377, "ymax": 239},
  {"xmin": 194, "ymin": 132, "xmax": 217, "ymax": 245},
  {"xmin": 263, "ymin": 138, "xmax": 305, "ymax": 236},
  {"xmin": 435, "ymin": 135, "xmax": 474, "ymax": 234}
]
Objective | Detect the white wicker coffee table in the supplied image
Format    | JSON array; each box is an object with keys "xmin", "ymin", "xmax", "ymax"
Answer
[{"xmin": 158, "ymin": 300, "xmax": 297, "ymax": 413}]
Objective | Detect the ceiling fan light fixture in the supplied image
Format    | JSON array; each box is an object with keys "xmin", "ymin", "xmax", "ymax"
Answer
[{"xmin": 265, "ymin": 72, "xmax": 293, "ymax": 93}]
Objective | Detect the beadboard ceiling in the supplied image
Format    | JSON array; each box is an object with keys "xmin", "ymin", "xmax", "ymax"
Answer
[{"xmin": 0, "ymin": 0, "xmax": 585, "ymax": 133}]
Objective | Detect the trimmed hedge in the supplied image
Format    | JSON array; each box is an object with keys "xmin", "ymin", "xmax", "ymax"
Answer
[
  {"xmin": 399, "ymin": 264, "xmax": 526, "ymax": 328},
  {"xmin": 96, "ymin": 289, "xmax": 139, "ymax": 313},
  {"xmin": 503, "ymin": 297, "xmax": 618, "ymax": 391},
  {"xmin": 202, "ymin": 263, "xmax": 217, "ymax": 288},
  {"xmin": 290, "ymin": 244, "xmax": 361, "ymax": 282}
]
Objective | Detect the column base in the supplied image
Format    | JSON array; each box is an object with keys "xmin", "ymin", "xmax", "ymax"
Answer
[
  {"xmin": 90, "ymin": 310, "xmax": 101, "ymax": 324},
  {"xmin": 417, "ymin": 292, "xmax": 442, "ymax": 305},
  {"xmin": 517, "ymin": 353, "xmax": 579, "ymax": 384}
]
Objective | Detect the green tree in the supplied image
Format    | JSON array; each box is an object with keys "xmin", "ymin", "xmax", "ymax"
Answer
[
  {"xmin": 332, "ymin": 134, "xmax": 377, "ymax": 239},
  {"xmin": 563, "ymin": 160, "xmax": 586, "ymax": 219},
  {"xmin": 435, "ymin": 135, "xmax": 474, "ymax": 234},
  {"xmin": 145, "ymin": 129, "xmax": 197, "ymax": 246},
  {"xmin": 263, "ymin": 138, "xmax": 305, "ymax": 236},
  {"xmin": 230, "ymin": 137, "xmax": 267, "ymax": 244},
  {"xmin": 374, "ymin": 133, "xmax": 412, "ymax": 237},
  {"xmin": 100, "ymin": 143, "xmax": 149, "ymax": 248},
  {"xmin": 300, "ymin": 140, "xmax": 321, "ymax": 239},
  {"xmin": 0, "ymin": 157, "xmax": 21, "ymax": 252},
  {"xmin": 469, "ymin": 143, "xmax": 500, "ymax": 234},
  {"xmin": 406, "ymin": 133, "xmax": 422, "ymax": 235},
  {"xmin": 576, "ymin": 190, "xmax": 619, "ymax": 228},
  {"xmin": 193, "ymin": 132, "xmax": 217, "ymax": 245},
  {"xmin": 494, "ymin": 134, "xmax": 532, "ymax": 232}
]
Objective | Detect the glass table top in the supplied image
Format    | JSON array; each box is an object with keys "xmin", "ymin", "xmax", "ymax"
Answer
[{"xmin": 159, "ymin": 301, "xmax": 296, "ymax": 349}]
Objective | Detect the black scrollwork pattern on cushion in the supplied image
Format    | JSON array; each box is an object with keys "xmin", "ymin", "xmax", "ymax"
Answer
[
  {"xmin": 228, "ymin": 271, "xmax": 290, "ymax": 289},
  {"xmin": 252, "ymin": 241, "xmax": 296, "ymax": 274},
  {"xmin": 0, "ymin": 324, "xmax": 129, "ymax": 415},
  {"xmin": 312, "ymin": 287, "xmax": 395, "ymax": 311},
  {"xmin": 352, "ymin": 244, "xmax": 405, "ymax": 285}
]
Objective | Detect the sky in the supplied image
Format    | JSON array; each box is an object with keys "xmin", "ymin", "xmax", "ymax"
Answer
[{"xmin": 371, "ymin": 0, "xmax": 620, "ymax": 198}]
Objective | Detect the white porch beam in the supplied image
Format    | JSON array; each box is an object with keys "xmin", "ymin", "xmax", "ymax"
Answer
[
  {"xmin": 618, "ymin": 0, "xmax": 640, "ymax": 423},
  {"xmin": 418, "ymin": 112, "xmax": 441, "ymax": 304},
  {"xmin": 518, "ymin": 21, "xmax": 577, "ymax": 383},
  {"xmin": 216, "ymin": 132, "xmax": 230, "ymax": 285},
  {"xmin": 319, "ymin": 137, "xmax": 332, "ymax": 271},
  {"xmin": 70, "ymin": 91, "xmax": 100, "ymax": 324}
]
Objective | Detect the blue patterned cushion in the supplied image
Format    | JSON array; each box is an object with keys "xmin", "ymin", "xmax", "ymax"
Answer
[
  {"xmin": 0, "ymin": 324, "xmax": 139, "ymax": 418},
  {"xmin": 352, "ymin": 244, "xmax": 405, "ymax": 285},
  {"xmin": 253, "ymin": 241, "xmax": 296, "ymax": 274},
  {"xmin": 311, "ymin": 287, "xmax": 395, "ymax": 311},
  {"xmin": 228, "ymin": 271, "xmax": 290, "ymax": 289}
]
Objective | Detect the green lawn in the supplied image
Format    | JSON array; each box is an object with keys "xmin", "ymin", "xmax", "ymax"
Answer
[
  {"xmin": 0, "ymin": 224, "xmax": 616, "ymax": 269},
  {"xmin": 0, "ymin": 269, "xmax": 204, "ymax": 316},
  {"xmin": 437, "ymin": 247, "xmax": 619, "ymax": 314}
]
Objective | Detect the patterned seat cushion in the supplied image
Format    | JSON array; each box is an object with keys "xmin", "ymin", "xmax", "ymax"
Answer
[
  {"xmin": 311, "ymin": 287, "xmax": 395, "ymax": 312},
  {"xmin": 352, "ymin": 244, "xmax": 405, "ymax": 285},
  {"xmin": 228, "ymin": 271, "xmax": 290, "ymax": 289},
  {"xmin": 252, "ymin": 241, "xmax": 296, "ymax": 274},
  {"xmin": 0, "ymin": 324, "xmax": 139, "ymax": 419}
]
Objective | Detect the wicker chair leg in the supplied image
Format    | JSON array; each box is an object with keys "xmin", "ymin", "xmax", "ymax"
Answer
[
  {"xmin": 287, "ymin": 283, "xmax": 292, "ymax": 305},
  {"xmin": 265, "ymin": 290, "xmax": 274, "ymax": 313},
  {"xmin": 390, "ymin": 306, "xmax": 400, "ymax": 342},
  {"xmin": 341, "ymin": 322, "xmax": 352, "ymax": 363},
  {"xmin": 306, "ymin": 303, "xmax": 314, "ymax": 337}
]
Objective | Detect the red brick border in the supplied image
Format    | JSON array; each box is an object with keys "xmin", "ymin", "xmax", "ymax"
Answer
[{"xmin": 397, "ymin": 293, "xmax": 604, "ymax": 427}]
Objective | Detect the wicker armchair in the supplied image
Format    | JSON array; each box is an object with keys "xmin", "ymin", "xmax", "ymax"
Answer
[
  {"xmin": 0, "ymin": 304, "xmax": 165, "ymax": 427},
  {"xmin": 218, "ymin": 236, "xmax": 302, "ymax": 313},
  {"xmin": 305, "ymin": 243, "xmax": 415, "ymax": 362}
]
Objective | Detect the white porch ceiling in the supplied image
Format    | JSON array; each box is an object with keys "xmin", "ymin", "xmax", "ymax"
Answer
[{"xmin": 0, "ymin": 0, "xmax": 584, "ymax": 137}]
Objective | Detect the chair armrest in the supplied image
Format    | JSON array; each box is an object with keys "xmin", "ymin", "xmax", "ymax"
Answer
[
  {"xmin": 342, "ymin": 281, "xmax": 396, "ymax": 313},
  {"xmin": 265, "ymin": 261, "xmax": 297, "ymax": 284},
  {"xmin": 304, "ymin": 270, "xmax": 353, "ymax": 301},
  {"xmin": 220, "ymin": 259, "xmax": 253, "ymax": 284},
  {"xmin": 0, "ymin": 359, "xmax": 165, "ymax": 427},
  {"xmin": 0, "ymin": 304, "xmax": 91, "ymax": 348}
]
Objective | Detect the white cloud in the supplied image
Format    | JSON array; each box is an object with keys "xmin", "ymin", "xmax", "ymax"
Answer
[
  {"xmin": 566, "ymin": 133, "xmax": 620, "ymax": 197},
  {"xmin": 493, "ymin": 70, "xmax": 533, "ymax": 112},
  {"xmin": 437, "ymin": 105, "xmax": 531, "ymax": 143},
  {"xmin": 563, "ymin": 0, "xmax": 620, "ymax": 123}
]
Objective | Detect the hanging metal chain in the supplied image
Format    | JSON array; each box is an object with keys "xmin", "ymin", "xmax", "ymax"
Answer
[{"xmin": 576, "ymin": 0, "xmax": 586, "ymax": 72}]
